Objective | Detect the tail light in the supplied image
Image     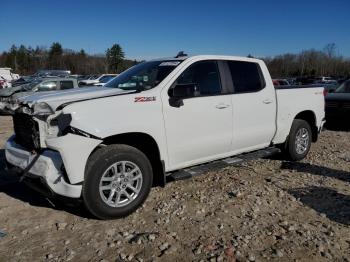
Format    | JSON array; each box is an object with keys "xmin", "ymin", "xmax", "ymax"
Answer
[{"xmin": 323, "ymin": 88, "xmax": 328, "ymax": 96}]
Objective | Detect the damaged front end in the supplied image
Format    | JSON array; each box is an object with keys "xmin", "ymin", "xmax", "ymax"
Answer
[
  {"xmin": 0, "ymin": 97, "xmax": 23, "ymax": 116},
  {"xmin": 5, "ymin": 100, "xmax": 102, "ymax": 198}
]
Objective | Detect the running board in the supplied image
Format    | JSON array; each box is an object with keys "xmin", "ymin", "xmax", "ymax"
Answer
[{"xmin": 167, "ymin": 147, "xmax": 280, "ymax": 182}]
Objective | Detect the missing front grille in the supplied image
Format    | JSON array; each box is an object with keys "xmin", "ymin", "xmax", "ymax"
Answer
[{"xmin": 13, "ymin": 113, "xmax": 41, "ymax": 150}]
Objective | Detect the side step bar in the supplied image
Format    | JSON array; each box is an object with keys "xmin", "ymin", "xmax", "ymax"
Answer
[{"xmin": 167, "ymin": 147, "xmax": 280, "ymax": 182}]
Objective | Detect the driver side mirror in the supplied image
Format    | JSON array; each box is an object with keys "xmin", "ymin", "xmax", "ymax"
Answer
[{"xmin": 168, "ymin": 83, "xmax": 195, "ymax": 107}]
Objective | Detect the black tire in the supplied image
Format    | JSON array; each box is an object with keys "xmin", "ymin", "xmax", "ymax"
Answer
[
  {"xmin": 284, "ymin": 119, "xmax": 312, "ymax": 161},
  {"xmin": 83, "ymin": 144, "xmax": 153, "ymax": 219}
]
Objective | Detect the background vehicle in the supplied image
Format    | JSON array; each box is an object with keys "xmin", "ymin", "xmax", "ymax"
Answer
[
  {"xmin": 315, "ymin": 76, "xmax": 335, "ymax": 83},
  {"xmin": 325, "ymin": 79, "xmax": 350, "ymax": 124},
  {"xmin": 78, "ymin": 74, "xmax": 117, "ymax": 86},
  {"xmin": 322, "ymin": 82, "xmax": 339, "ymax": 95},
  {"xmin": 32, "ymin": 70, "xmax": 71, "ymax": 78},
  {"xmin": 0, "ymin": 77, "xmax": 79, "ymax": 114},
  {"xmin": 272, "ymin": 79, "xmax": 290, "ymax": 86},
  {"xmin": 0, "ymin": 67, "xmax": 20, "ymax": 87},
  {"xmin": 4, "ymin": 55, "xmax": 325, "ymax": 219},
  {"xmin": 0, "ymin": 76, "xmax": 9, "ymax": 89},
  {"xmin": 296, "ymin": 76, "xmax": 315, "ymax": 85},
  {"xmin": 92, "ymin": 75, "xmax": 118, "ymax": 86}
]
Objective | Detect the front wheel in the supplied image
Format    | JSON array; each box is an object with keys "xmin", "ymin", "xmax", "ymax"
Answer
[
  {"xmin": 284, "ymin": 119, "xmax": 312, "ymax": 161},
  {"xmin": 83, "ymin": 144, "xmax": 153, "ymax": 219}
]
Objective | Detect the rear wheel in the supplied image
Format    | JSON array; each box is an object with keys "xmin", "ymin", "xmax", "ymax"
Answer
[
  {"xmin": 284, "ymin": 119, "xmax": 312, "ymax": 161},
  {"xmin": 83, "ymin": 144, "xmax": 153, "ymax": 219}
]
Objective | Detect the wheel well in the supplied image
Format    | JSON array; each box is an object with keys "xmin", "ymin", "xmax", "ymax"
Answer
[
  {"xmin": 294, "ymin": 111, "xmax": 318, "ymax": 142},
  {"xmin": 102, "ymin": 133, "xmax": 165, "ymax": 187}
]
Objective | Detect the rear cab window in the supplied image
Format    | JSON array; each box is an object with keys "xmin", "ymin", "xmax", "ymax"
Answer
[{"xmin": 227, "ymin": 61, "xmax": 265, "ymax": 93}]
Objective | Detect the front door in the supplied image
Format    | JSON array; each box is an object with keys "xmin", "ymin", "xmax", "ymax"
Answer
[{"xmin": 162, "ymin": 60, "xmax": 233, "ymax": 170}]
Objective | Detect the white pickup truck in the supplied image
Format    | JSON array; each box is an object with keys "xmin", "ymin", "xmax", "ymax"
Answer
[{"xmin": 4, "ymin": 55, "xmax": 325, "ymax": 219}]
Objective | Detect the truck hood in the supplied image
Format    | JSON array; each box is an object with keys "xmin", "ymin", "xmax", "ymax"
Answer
[{"xmin": 0, "ymin": 87, "xmax": 135, "ymax": 114}]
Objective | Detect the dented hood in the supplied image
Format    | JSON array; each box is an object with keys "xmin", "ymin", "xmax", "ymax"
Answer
[
  {"xmin": 0, "ymin": 84, "xmax": 31, "ymax": 97},
  {"xmin": 0, "ymin": 87, "xmax": 135, "ymax": 114}
]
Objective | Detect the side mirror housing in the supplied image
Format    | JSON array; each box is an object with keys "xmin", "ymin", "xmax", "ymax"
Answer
[
  {"xmin": 168, "ymin": 83, "xmax": 195, "ymax": 107},
  {"xmin": 169, "ymin": 83, "xmax": 195, "ymax": 98}
]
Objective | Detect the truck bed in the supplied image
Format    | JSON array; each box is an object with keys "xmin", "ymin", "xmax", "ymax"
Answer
[{"xmin": 273, "ymin": 86, "xmax": 325, "ymax": 144}]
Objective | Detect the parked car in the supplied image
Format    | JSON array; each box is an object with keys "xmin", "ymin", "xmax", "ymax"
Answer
[
  {"xmin": 0, "ymin": 67, "xmax": 20, "ymax": 87},
  {"xmin": 92, "ymin": 74, "xmax": 118, "ymax": 86},
  {"xmin": 78, "ymin": 74, "xmax": 117, "ymax": 86},
  {"xmin": 322, "ymin": 83, "xmax": 339, "ymax": 95},
  {"xmin": 0, "ymin": 77, "xmax": 78, "ymax": 114},
  {"xmin": 11, "ymin": 77, "xmax": 30, "ymax": 87},
  {"xmin": 325, "ymin": 79, "xmax": 350, "ymax": 123},
  {"xmin": 4, "ymin": 54, "xmax": 325, "ymax": 219},
  {"xmin": 272, "ymin": 79, "xmax": 290, "ymax": 86},
  {"xmin": 296, "ymin": 76, "xmax": 315, "ymax": 85},
  {"xmin": 314, "ymin": 76, "xmax": 335, "ymax": 83},
  {"xmin": 286, "ymin": 78, "xmax": 297, "ymax": 85},
  {"xmin": 337, "ymin": 78, "xmax": 349, "ymax": 85},
  {"xmin": 32, "ymin": 70, "xmax": 71, "ymax": 78},
  {"xmin": 0, "ymin": 76, "xmax": 9, "ymax": 89}
]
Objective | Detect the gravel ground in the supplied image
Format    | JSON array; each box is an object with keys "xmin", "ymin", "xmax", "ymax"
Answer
[{"xmin": 0, "ymin": 116, "xmax": 349, "ymax": 262}]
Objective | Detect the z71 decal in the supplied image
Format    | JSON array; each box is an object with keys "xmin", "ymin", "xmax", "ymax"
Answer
[{"xmin": 134, "ymin": 96, "xmax": 156, "ymax": 102}]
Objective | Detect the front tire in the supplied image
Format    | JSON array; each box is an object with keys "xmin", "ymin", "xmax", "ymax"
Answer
[
  {"xmin": 83, "ymin": 144, "xmax": 153, "ymax": 219},
  {"xmin": 284, "ymin": 119, "xmax": 312, "ymax": 161}
]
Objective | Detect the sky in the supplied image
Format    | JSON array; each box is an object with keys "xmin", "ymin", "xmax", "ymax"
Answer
[{"xmin": 1, "ymin": 0, "xmax": 350, "ymax": 60}]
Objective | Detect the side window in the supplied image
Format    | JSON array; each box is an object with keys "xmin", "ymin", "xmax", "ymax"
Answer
[
  {"xmin": 177, "ymin": 61, "xmax": 222, "ymax": 96},
  {"xmin": 227, "ymin": 61, "xmax": 265, "ymax": 93},
  {"xmin": 37, "ymin": 81, "xmax": 58, "ymax": 91},
  {"xmin": 60, "ymin": 81, "xmax": 74, "ymax": 90}
]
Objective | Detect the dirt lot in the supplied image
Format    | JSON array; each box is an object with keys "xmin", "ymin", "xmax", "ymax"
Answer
[{"xmin": 0, "ymin": 116, "xmax": 349, "ymax": 262}]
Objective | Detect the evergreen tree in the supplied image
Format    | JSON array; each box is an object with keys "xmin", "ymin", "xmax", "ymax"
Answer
[
  {"xmin": 106, "ymin": 44, "xmax": 125, "ymax": 73},
  {"xmin": 48, "ymin": 42, "xmax": 63, "ymax": 68},
  {"xmin": 5, "ymin": 45, "xmax": 18, "ymax": 69},
  {"xmin": 79, "ymin": 49, "xmax": 86, "ymax": 57}
]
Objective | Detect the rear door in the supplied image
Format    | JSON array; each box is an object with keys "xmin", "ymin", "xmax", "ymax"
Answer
[
  {"xmin": 162, "ymin": 60, "xmax": 233, "ymax": 170},
  {"xmin": 227, "ymin": 60, "xmax": 276, "ymax": 151}
]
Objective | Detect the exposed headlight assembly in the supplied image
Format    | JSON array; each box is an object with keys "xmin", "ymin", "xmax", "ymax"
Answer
[{"xmin": 33, "ymin": 102, "xmax": 54, "ymax": 115}]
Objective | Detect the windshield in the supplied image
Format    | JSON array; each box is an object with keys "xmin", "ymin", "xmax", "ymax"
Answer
[
  {"xmin": 334, "ymin": 80, "xmax": 350, "ymax": 93},
  {"xmin": 104, "ymin": 60, "xmax": 182, "ymax": 90}
]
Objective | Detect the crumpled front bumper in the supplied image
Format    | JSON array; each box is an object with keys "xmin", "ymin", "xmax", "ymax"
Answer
[{"xmin": 5, "ymin": 136, "xmax": 82, "ymax": 198}]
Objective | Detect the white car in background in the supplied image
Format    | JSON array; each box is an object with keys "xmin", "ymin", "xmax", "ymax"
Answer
[
  {"xmin": 314, "ymin": 76, "xmax": 336, "ymax": 84},
  {"xmin": 0, "ymin": 68, "xmax": 20, "ymax": 88},
  {"xmin": 79, "ymin": 74, "xmax": 117, "ymax": 86}
]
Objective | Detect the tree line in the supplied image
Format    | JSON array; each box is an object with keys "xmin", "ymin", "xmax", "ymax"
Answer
[
  {"xmin": 263, "ymin": 43, "xmax": 350, "ymax": 79},
  {"xmin": 0, "ymin": 42, "xmax": 349, "ymax": 79},
  {"xmin": 0, "ymin": 42, "xmax": 137, "ymax": 76}
]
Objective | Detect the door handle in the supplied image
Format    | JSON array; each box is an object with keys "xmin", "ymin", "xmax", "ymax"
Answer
[
  {"xmin": 215, "ymin": 103, "xmax": 230, "ymax": 109},
  {"xmin": 263, "ymin": 99, "xmax": 273, "ymax": 104}
]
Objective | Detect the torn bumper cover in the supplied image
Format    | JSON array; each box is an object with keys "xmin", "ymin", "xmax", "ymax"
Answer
[{"xmin": 5, "ymin": 134, "xmax": 102, "ymax": 198}]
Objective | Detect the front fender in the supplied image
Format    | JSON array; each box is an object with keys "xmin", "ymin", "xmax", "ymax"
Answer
[{"xmin": 46, "ymin": 134, "xmax": 102, "ymax": 184}]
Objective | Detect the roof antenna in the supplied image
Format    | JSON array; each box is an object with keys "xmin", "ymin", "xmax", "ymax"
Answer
[{"xmin": 175, "ymin": 51, "xmax": 188, "ymax": 58}]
